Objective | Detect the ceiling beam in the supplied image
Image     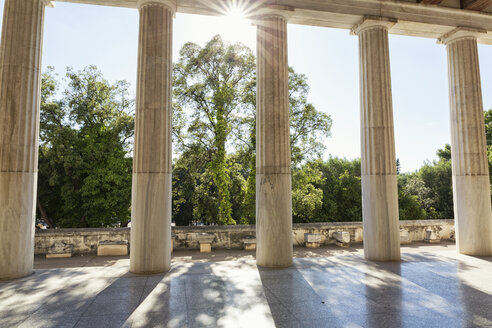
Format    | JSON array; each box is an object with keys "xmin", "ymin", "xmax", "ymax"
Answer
[
  {"xmin": 419, "ymin": 0, "xmax": 443, "ymax": 4},
  {"xmin": 462, "ymin": 0, "xmax": 492, "ymax": 10},
  {"xmin": 51, "ymin": 0, "xmax": 492, "ymax": 44}
]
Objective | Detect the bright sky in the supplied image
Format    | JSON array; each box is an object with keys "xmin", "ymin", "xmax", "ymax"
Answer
[{"xmin": 1, "ymin": 1, "xmax": 491, "ymax": 172}]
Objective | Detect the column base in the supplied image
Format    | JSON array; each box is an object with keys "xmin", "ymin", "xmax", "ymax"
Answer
[
  {"xmin": 454, "ymin": 175, "xmax": 492, "ymax": 256},
  {"xmin": 256, "ymin": 173, "xmax": 293, "ymax": 268},
  {"xmin": 130, "ymin": 172, "xmax": 172, "ymax": 274},
  {"xmin": 0, "ymin": 172, "xmax": 36, "ymax": 280},
  {"xmin": 362, "ymin": 174, "xmax": 400, "ymax": 261}
]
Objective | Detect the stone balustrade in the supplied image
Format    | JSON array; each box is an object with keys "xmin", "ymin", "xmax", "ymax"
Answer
[{"xmin": 34, "ymin": 220, "xmax": 455, "ymax": 255}]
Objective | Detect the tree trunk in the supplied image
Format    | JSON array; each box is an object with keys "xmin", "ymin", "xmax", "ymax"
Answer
[{"xmin": 36, "ymin": 195, "xmax": 55, "ymax": 228}]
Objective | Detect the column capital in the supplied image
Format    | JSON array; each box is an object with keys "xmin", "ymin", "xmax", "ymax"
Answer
[
  {"xmin": 137, "ymin": 0, "xmax": 177, "ymax": 13},
  {"xmin": 43, "ymin": 0, "xmax": 55, "ymax": 8},
  {"xmin": 350, "ymin": 16, "xmax": 397, "ymax": 35},
  {"xmin": 438, "ymin": 27, "xmax": 486, "ymax": 45},
  {"xmin": 250, "ymin": 5, "xmax": 294, "ymax": 23}
]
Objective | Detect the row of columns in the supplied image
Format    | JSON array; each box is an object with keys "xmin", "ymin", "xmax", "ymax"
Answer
[{"xmin": 0, "ymin": 0, "xmax": 491, "ymax": 279}]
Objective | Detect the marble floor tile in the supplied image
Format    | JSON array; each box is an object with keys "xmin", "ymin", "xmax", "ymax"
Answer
[{"xmin": 2, "ymin": 246, "xmax": 492, "ymax": 328}]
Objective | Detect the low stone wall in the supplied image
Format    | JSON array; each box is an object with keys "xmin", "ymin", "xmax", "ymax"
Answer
[
  {"xmin": 35, "ymin": 228, "xmax": 131, "ymax": 255},
  {"xmin": 34, "ymin": 219, "xmax": 455, "ymax": 255}
]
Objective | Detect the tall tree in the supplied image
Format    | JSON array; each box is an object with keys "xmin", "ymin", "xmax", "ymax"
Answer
[
  {"xmin": 173, "ymin": 35, "xmax": 332, "ymax": 225},
  {"xmin": 173, "ymin": 35, "xmax": 255, "ymax": 225},
  {"xmin": 37, "ymin": 66, "xmax": 134, "ymax": 228}
]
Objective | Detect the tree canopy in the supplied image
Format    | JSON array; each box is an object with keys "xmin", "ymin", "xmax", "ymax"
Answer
[
  {"xmin": 172, "ymin": 35, "xmax": 332, "ymax": 226},
  {"xmin": 37, "ymin": 66, "xmax": 134, "ymax": 228},
  {"xmin": 36, "ymin": 37, "xmax": 491, "ymax": 228}
]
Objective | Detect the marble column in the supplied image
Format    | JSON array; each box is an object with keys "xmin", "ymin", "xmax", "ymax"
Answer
[
  {"xmin": 439, "ymin": 28, "xmax": 492, "ymax": 256},
  {"xmin": 130, "ymin": 0, "xmax": 175, "ymax": 274},
  {"xmin": 352, "ymin": 17, "xmax": 400, "ymax": 261},
  {"xmin": 255, "ymin": 9, "xmax": 293, "ymax": 268},
  {"xmin": 0, "ymin": 0, "xmax": 50, "ymax": 280}
]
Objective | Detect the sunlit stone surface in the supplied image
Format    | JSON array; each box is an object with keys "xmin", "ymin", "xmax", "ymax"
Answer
[
  {"xmin": 130, "ymin": 0, "xmax": 176, "ymax": 274},
  {"xmin": 1, "ymin": 245, "xmax": 491, "ymax": 327},
  {"xmin": 440, "ymin": 27, "xmax": 492, "ymax": 256},
  {"xmin": 255, "ymin": 9, "xmax": 294, "ymax": 268},
  {"xmin": 0, "ymin": 0, "xmax": 47, "ymax": 280},
  {"xmin": 352, "ymin": 17, "xmax": 401, "ymax": 262}
]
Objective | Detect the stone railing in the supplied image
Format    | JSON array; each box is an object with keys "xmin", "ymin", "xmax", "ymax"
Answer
[{"xmin": 34, "ymin": 219, "xmax": 454, "ymax": 255}]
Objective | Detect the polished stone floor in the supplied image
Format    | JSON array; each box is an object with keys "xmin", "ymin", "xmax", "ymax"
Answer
[{"xmin": 1, "ymin": 244, "xmax": 492, "ymax": 328}]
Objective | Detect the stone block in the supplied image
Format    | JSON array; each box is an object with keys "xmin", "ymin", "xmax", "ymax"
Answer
[
  {"xmin": 242, "ymin": 236, "xmax": 256, "ymax": 251},
  {"xmin": 333, "ymin": 231, "xmax": 350, "ymax": 247},
  {"xmin": 46, "ymin": 253, "xmax": 72, "ymax": 259},
  {"xmin": 400, "ymin": 228, "xmax": 411, "ymax": 244},
  {"xmin": 46, "ymin": 242, "xmax": 73, "ymax": 259},
  {"xmin": 450, "ymin": 227, "xmax": 456, "ymax": 242},
  {"xmin": 97, "ymin": 240, "xmax": 129, "ymax": 256},
  {"xmin": 424, "ymin": 228, "xmax": 441, "ymax": 244},
  {"xmin": 304, "ymin": 233, "xmax": 322, "ymax": 248},
  {"xmin": 200, "ymin": 243, "xmax": 212, "ymax": 253},
  {"xmin": 195, "ymin": 233, "xmax": 215, "ymax": 253}
]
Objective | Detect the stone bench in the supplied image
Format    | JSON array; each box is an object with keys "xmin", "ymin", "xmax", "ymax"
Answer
[
  {"xmin": 97, "ymin": 240, "xmax": 129, "ymax": 256},
  {"xmin": 304, "ymin": 233, "xmax": 322, "ymax": 248},
  {"xmin": 195, "ymin": 233, "xmax": 215, "ymax": 253},
  {"xmin": 333, "ymin": 231, "xmax": 350, "ymax": 248},
  {"xmin": 424, "ymin": 227, "xmax": 441, "ymax": 243},
  {"xmin": 242, "ymin": 236, "xmax": 256, "ymax": 251},
  {"xmin": 46, "ymin": 242, "xmax": 73, "ymax": 258}
]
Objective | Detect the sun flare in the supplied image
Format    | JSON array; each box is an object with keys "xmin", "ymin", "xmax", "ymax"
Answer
[
  {"xmin": 213, "ymin": 0, "xmax": 256, "ymax": 45},
  {"xmin": 226, "ymin": 5, "xmax": 246, "ymax": 20}
]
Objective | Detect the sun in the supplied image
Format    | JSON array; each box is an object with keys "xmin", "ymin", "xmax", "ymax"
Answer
[
  {"xmin": 226, "ymin": 4, "xmax": 247, "ymax": 20},
  {"xmin": 192, "ymin": 0, "xmax": 265, "ymax": 47},
  {"xmin": 212, "ymin": 0, "xmax": 256, "ymax": 46},
  {"xmin": 223, "ymin": 0, "xmax": 251, "ymax": 18}
]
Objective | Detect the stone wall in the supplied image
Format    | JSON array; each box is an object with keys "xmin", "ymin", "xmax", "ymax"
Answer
[
  {"xmin": 34, "ymin": 220, "xmax": 455, "ymax": 255},
  {"xmin": 35, "ymin": 228, "xmax": 131, "ymax": 255}
]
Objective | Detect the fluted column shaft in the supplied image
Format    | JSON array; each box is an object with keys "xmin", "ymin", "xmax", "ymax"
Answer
[
  {"xmin": 256, "ymin": 14, "xmax": 293, "ymax": 268},
  {"xmin": 353, "ymin": 18, "xmax": 400, "ymax": 261},
  {"xmin": 0, "ymin": 0, "xmax": 47, "ymax": 280},
  {"xmin": 441, "ymin": 28, "xmax": 492, "ymax": 256},
  {"xmin": 130, "ymin": 0, "xmax": 174, "ymax": 274}
]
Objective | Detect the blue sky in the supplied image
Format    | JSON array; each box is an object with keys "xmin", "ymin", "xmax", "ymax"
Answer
[{"xmin": 1, "ymin": 1, "xmax": 491, "ymax": 172}]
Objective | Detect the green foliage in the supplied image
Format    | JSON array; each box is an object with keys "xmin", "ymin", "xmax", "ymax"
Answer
[
  {"xmin": 485, "ymin": 109, "xmax": 492, "ymax": 145},
  {"xmin": 436, "ymin": 144, "xmax": 451, "ymax": 161},
  {"xmin": 291, "ymin": 158, "xmax": 362, "ymax": 223},
  {"xmin": 241, "ymin": 154, "xmax": 256, "ymax": 225},
  {"xmin": 288, "ymin": 68, "xmax": 333, "ymax": 166},
  {"xmin": 292, "ymin": 160, "xmax": 325, "ymax": 223},
  {"xmin": 418, "ymin": 158, "xmax": 454, "ymax": 218},
  {"xmin": 397, "ymin": 175, "xmax": 427, "ymax": 220},
  {"xmin": 172, "ymin": 35, "xmax": 332, "ymax": 226},
  {"xmin": 37, "ymin": 66, "xmax": 134, "ymax": 228},
  {"xmin": 40, "ymin": 38, "xmax": 491, "ymax": 228},
  {"xmin": 172, "ymin": 147, "xmax": 247, "ymax": 226},
  {"xmin": 173, "ymin": 35, "xmax": 257, "ymax": 225},
  {"xmin": 484, "ymin": 109, "xmax": 492, "ymax": 191},
  {"xmin": 318, "ymin": 158, "xmax": 362, "ymax": 222},
  {"xmin": 404, "ymin": 176, "xmax": 438, "ymax": 217},
  {"xmin": 396, "ymin": 145, "xmax": 454, "ymax": 220}
]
